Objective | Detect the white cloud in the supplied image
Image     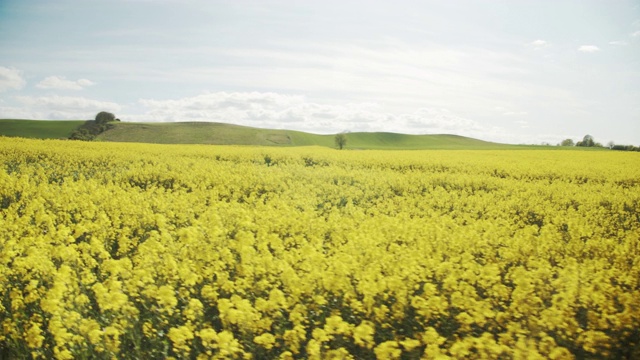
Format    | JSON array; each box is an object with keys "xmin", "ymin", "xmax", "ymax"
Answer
[
  {"xmin": 168, "ymin": 41, "xmax": 543, "ymax": 120},
  {"xmin": 399, "ymin": 108, "xmax": 484, "ymax": 133},
  {"xmin": 578, "ymin": 45, "xmax": 600, "ymax": 53},
  {"xmin": 530, "ymin": 39, "xmax": 549, "ymax": 49},
  {"xmin": 137, "ymin": 92, "xmax": 381, "ymax": 131},
  {"xmin": 632, "ymin": 31, "xmax": 640, "ymax": 38},
  {"xmin": 13, "ymin": 95, "xmax": 121, "ymax": 119},
  {"xmin": 494, "ymin": 106, "xmax": 527, "ymax": 116},
  {"xmin": 0, "ymin": 105, "xmax": 39, "ymax": 119},
  {"xmin": 503, "ymin": 111, "xmax": 528, "ymax": 116},
  {"xmin": 134, "ymin": 91, "xmax": 507, "ymax": 141},
  {"xmin": 0, "ymin": 66, "xmax": 26, "ymax": 92},
  {"xmin": 36, "ymin": 76, "xmax": 95, "ymax": 90},
  {"xmin": 609, "ymin": 40, "xmax": 628, "ymax": 46}
]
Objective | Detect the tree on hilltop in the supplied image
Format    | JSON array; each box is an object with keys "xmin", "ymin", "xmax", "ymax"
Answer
[{"xmin": 95, "ymin": 111, "xmax": 116, "ymax": 125}]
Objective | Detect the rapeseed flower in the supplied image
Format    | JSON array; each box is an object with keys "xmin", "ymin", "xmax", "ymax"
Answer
[{"xmin": 1, "ymin": 138, "xmax": 638, "ymax": 359}]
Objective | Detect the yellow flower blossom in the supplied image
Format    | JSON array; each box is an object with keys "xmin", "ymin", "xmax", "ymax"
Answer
[
  {"xmin": 215, "ymin": 330, "xmax": 244, "ymax": 358},
  {"xmin": 253, "ymin": 332, "xmax": 276, "ymax": 350},
  {"xmin": 400, "ymin": 338, "xmax": 421, "ymax": 352},
  {"xmin": 374, "ymin": 340, "xmax": 402, "ymax": 359},
  {"xmin": 306, "ymin": 339, "xmax": 322, "ymax": 360},
  {"xmin": 53, "ymin": 346, "xmax": 74, "ymax": 360},
  {"xmin": 25, "ymin": 322, "xmax": 44, "ymax": 348},
  {"xmin": 103, "ymin": 326, "xmax": 121, "ymax": 353},
  {"xmin": 197, "ymin": 327, "xmax": 218, "ymax": 348},
  {"xmin": 183, "ymin": 298, "xmax": 204, "ymax": 322},
  {"xmin": 325, "ymin": 347, "xmax": 354, "ymax": 359},
  {"xmin": 324, "ymin": 315, "xmax": 352, "ymax": 336},
  {"xmin": 282, "ymin": 325, "xmax": 306, "ymax": 354},
  {"xmin": 353, "ymin": 321, "xmax": 375, "ymax": 349},
  {"xmin": 156, "ymin": 285, "xmax": 178, "ymax": 314},
  {"xmin": 168, "ymin": 325, "xmax": 195, "ymax": 355}
]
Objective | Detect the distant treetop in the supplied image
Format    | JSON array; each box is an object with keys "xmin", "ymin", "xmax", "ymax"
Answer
[
  {"xmin": 95, "ymin": 111, "xmax": 116, "ymax": 124},
  {"xmin": 576, "ymin": 134, "xmax": 596, "ymax": 147},
  {"xmin": 560, "ymin": 138, "xmax": 575, "ymax": 147}
]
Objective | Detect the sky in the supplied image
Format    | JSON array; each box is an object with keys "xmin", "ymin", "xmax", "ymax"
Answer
[{"xmin": 1, "ymin": 0, "xmax": 639, "ymax": 145}]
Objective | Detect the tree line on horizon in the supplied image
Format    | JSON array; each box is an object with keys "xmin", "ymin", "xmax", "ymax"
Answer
[
  {"xmin": 558, "ymin": 134, "xmax": 639, "ymax": 152},
  {"xmin": 68, "ymin": 111, "xmax": 638, "ymax": 152}
]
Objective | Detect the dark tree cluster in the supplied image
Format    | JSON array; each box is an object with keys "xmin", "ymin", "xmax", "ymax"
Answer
[
  {"xmin": 70, "ymin": 111, "xmax": 120, "ymax": 141},
  {"xmin": 576, "ymin": 135, "xmax": 600, "ymax": 147},
  {"xmin": 611, "ymin": 144, "xmax": 640, "ymax": 152},
  {"xmin": 560, "ymin": 134, "xmax": 639, "ymax": 152}
]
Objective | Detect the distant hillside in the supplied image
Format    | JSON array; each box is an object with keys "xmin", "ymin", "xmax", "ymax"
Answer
[
  {"xmin": 96, "ymin": 121, "xmax": 506, "ymax": 149},
  {"xmin": 1, "ymin": 119, "xmax": 509, "ymax": 149},
  {"xmin": 0, "ymin": 119, "xmax": 85, "ymax": 139},
  {"xmin": 96, "ymin": 122, "xmax": 330, "ymax": 146}
]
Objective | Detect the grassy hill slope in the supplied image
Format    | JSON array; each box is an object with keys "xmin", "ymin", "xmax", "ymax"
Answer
[
  {"xmin": 97, "ymin": 121, "xmax": 506, "ymax": 149},
  {"xmin": 96, "ymin": 122, "xmax": 314, "ymax": 146},
  {"xmin": 2, "ymin": 119, "xmax": 512, "ymax": 149},
  {"xmin": 0, "ymin": 119, "xmax": 85, "ymax": 139},
  {"xmin": 342, "ymin": 132, "xmax": 504, "ymax": 149}
]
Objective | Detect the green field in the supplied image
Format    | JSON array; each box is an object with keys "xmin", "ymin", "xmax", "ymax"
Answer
[
  {"xmin": 0, "ymin": 119, "xmax": 86, "ymax": 139},
  {"xmin": 1, "ymin": 119, "xmax": 567, "ymax": 150}
]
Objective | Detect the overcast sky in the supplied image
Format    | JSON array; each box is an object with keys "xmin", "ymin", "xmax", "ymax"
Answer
[{"xmin": 1, "ymin": 0, "xmax": 639, "ymax": 144}]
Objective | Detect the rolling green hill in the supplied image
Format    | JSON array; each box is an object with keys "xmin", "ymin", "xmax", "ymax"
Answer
[
  {"xmin": 96, "ymin": 121, "xmax": 507, "ymax": 149},
  {"xmin": 0, "ymin": 119, "xmax": 85, "ymax": 139},
  {"xmin": 2, "ymin": 119, "xmax": 512, "ymax": 149}
]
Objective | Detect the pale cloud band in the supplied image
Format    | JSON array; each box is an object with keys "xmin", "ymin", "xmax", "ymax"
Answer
[
  {"xmin": 36, "ymin": 76, "xmax": 95, "ymax": 90},
  {"xmin": 1, "ymin": 89, "xmax": 514, "ymax": 141},
  {"xmin": 578, "ymin": 45, "xmax": 601, "ymax": 53},
  {"xmin": 134, "ymin": 91, "xmax": 500, "ymax": 140},
  {"xmin": 530, "ymin": 39, "xmax": 549, "ymax": 49},
  {"xmin": 6, "ymin": 95, "xmax": 121, "ymax": 120}
]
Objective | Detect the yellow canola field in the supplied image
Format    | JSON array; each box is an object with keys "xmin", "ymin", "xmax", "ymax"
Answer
[{"xmin": 0, "ymin": 137, "xmax": 639, "ymax": 359}]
